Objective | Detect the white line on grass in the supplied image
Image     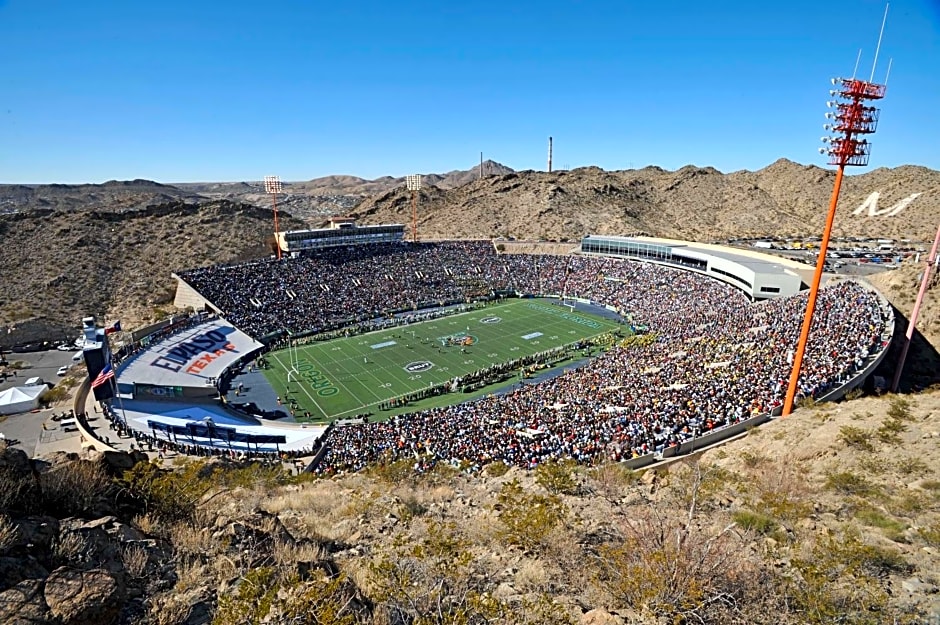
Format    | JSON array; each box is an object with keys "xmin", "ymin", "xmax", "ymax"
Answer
[{"xmin": 271, "ymin": 351, "xmax": 327, "ymax": 419}]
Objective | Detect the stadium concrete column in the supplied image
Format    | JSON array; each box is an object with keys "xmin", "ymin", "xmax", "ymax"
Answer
[{"xmin": 891, "ymin": 222, "xmax": 940, "ymax": 391}]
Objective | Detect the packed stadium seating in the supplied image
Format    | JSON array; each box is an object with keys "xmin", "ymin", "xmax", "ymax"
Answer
[{"xmin": 174, "ymin": 241, "xmax": 892, "ymax": 472}]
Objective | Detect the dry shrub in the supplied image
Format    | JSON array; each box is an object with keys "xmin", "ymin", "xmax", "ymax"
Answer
[
  {"xmin": 172, "ymin": 558, "xmax": 208, "ymax": 594},
  {"xmin": 133, "ymin": 513, "xmax": 160, "ymax": 536},
  {"xmin": 273, "ymin": 538, "xmax": 325, "ymax": 569},
  {"xmin": 0, "ymin": 514, "xmax": 18, "ymax": 554},
  {"xmin": 170, "ymin": 522, "xmax": 214, "ymax": 561},
  {"xmin": 122, "ymin": 543, "xmax": 149, "ymax": 579},
  {"xmin": 514, "ymin": 557, "xmax": 550, "ymax": 592},
  {"xmin": 495, "ymin": 478, "xmax": 568, "ymax": 552},
  {"xmin": 0, "ymin": 466, "xmax": 36, "ymax": 513},
  {"xmin": 594, "ymin": 461, "xmax": 782, "ymax": 623},
  {"xmin": 148, "ymin": 589, "xmax": 197, "ymax": 625},
  {"xmin": 588, "ymin": 461, "xmax": 640, "ymax": 503},
  {"xmin": 52, "ymin": 531, "xmax": 90, "ymax": 567},
  {"xmin": 40, "ymin": 460, "xmax": 112, "ymax": 517},
  {"xmin": 748, "ymin": 463, "xmax": 813, "ymax": 522},
  {"xmin": 595, "ymin": 505, "xmax": 768, "ymax": 623}
]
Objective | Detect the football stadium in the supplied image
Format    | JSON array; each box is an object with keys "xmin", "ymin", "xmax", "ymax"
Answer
[{"xmin": 71, "ymin": 224, "xmax": 895, "ymax": 473}]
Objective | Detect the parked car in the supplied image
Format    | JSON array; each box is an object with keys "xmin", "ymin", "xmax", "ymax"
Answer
[{"xmin": 57, "ymin": 366, "xmax": 70, "ymax": 376}]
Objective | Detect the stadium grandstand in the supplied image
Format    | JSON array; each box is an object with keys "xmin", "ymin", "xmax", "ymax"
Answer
[
  {"xmin": 84, "ymin": 235, "xmax": 893, "ymax": 472},
  {"xmin": 275, "ymin": 218, "xmax": 405, "ymax": 255}
]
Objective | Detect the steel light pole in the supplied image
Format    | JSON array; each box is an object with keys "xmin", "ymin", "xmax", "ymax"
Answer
[
  {"xmin": 264, "ymin": 175, "xmax": 283, "ymax": 260},
  {"xmin": 782, "ymin": 75, "xmax": 886, "ymax": 416},
  {"xmin": 406, "ymin": 174, "xmax": 422, "ymax": 243}
]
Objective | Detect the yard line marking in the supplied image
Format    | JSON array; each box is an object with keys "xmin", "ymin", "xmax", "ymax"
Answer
[{"xmin": 271, "ymin": 351, "xmax": 326, "ymax": 419}]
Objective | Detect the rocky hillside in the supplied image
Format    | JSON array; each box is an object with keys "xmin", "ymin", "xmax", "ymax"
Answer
[
  {"xmin": 175, "ymin": 161, "xmax": 515, "ymax": 223},
  {"xmin": 0, "ymin": 200, "xmax": 305, "ymax": 344},
  {"xmin": 350, "ymin": 159, "xmax": 940, "ymax": 244},
  {"xmin": 3, "ymin": 390, "xmax": 940, "ymax": 624},
  {"xmin": 1, "ymin": 159, "xmax": 937, "ymax": 346}
]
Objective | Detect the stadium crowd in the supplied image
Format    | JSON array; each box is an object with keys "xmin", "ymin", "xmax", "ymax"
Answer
[{"xmin": 178, "ymin": 241, "xmax": 891, "ymax": 471}]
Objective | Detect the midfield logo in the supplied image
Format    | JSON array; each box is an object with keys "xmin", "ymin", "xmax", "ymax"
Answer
[{"xmin": 404, "ymin": 361, "xmax": 434, "ymax": 373}]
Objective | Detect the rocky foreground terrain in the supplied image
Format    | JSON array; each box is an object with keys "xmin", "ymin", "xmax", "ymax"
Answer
[{"xmin": 3, "ymin": 390, "xmax": 940, "ymax": 625}]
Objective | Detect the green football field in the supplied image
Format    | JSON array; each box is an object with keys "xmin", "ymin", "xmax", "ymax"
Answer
[{"xmin": 261, "ymin": 299, "xmax": 622, "ymax": 422}]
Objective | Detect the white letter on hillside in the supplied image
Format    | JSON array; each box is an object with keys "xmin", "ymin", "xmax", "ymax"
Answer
[{"xmin": 851, "ymin": 191, "xmax": 922, "ymax": 217}]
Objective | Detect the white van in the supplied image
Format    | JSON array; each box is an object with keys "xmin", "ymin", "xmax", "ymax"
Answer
[{"xmin": 24, "ymin": 376, "xmax": 45, "ymax": 387}]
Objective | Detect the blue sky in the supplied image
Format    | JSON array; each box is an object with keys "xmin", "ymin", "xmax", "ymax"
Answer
[{"xmin": 1, "ymin": 0, "xmax": 937, "ymax": 183}]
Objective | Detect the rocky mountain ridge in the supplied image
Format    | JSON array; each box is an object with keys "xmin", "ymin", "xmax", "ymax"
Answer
[
  {"xmin": 350, "ymin": 159, "xmax": 940, "ymax": 243},
  {"xmin": 0, "ymin": 159, "xmax": 937, "ymax": 342}
]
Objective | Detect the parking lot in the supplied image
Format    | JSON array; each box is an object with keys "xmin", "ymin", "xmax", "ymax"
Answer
[
  {"xmin": 1, "ymin": 348, "xmax": 82, "ymax": 390},
  {"xmin": 1, "ymin": 348, "xmax": 87, "ymax": 456}
]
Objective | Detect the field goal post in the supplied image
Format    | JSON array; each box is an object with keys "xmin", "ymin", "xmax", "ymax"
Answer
[
  {"xmin": 286, "ymin": 331, "xmax": 301, "ymax": 385},
  {"xmin": 561, "ymin": 293, "xmax": 577, "ymax": 312}
]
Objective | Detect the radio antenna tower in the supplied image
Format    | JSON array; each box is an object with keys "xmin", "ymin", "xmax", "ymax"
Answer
[
  {"xmin": 264, "ymin": 175, "xmax": 283, "ymax": 260},
  {"xmin": 548, "ymin": 137, "xmax": 553, "ymax": 173},
  {"xmin": 782, "ymin": 4, "xmax": 890, "ymax": 416}
]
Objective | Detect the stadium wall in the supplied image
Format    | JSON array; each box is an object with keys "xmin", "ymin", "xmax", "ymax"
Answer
[
  {"xmin": 171, "ymin": 274, "xmax": 220, "ymax": 312},
  {"xmin": 72, "ymin": 376, "xmax": 122, "ymax": 454}
]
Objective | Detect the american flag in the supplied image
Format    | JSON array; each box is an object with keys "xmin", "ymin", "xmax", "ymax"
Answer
[{"xmin": 91, "ymin": 363, "xmax": 115, "ymax": 389}]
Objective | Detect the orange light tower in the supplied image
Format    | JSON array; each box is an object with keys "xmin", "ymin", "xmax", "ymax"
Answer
[
  {"xmin": 264, "ymin": 175, "xmax": 283, "ymax": 260},
  {"xmin": 781, "ymin": 74, "xmax": 887, "ymax": 415}
]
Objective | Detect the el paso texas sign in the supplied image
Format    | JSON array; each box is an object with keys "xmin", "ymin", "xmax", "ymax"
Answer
[{"xmin": 149, "ymin": 329, "xmax": 239, "ymax": 375}]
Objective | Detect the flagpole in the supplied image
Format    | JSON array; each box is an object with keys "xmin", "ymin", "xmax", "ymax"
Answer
[{"xmin": 111, "ymin": 375, "xmax": 128, "ymax": 430}]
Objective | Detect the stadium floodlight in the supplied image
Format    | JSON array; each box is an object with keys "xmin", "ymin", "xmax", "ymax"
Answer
[
  {"xmin": 264, "ymin": 175, "xmax": 283, "ymax": 260},
  {"xmin": 782, "ymin": 56, "xmax": 888, "ymax": 417},
  {"xmin": 406, "ymin": 174, "xmax": 422, "ymax": 243}
]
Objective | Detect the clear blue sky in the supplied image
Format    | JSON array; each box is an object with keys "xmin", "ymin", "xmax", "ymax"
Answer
[{"xmin": 1, "ymin": 0, "xmax": 937, "ymax": 183}]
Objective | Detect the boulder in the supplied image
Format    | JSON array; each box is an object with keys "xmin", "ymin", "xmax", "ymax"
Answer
[
  {"xmin": 80, "ymin": 449, "xmax": 147, "ymax": 476},
  {"xmin": 0, "ymin": 557, "xmax": 49, "ymax": 593},
  {"xmin": 9, "ymin": 517, "xmax": 60, "ymax": 557},
  {"xmin": 0, "ymin": 578, "xmax": 53, "ymax": 625},
  {"xmin": 58, "ymin": 521, "xmax": 124, "ymax": 575},
  {"xmin": 580, "ymin": 607, "xmax": 625, "ymax": 625},
  {"xmin": 0, "ymin": 445, "xmax": 32, "ymax": 475},
  {"xmin": 44, "ymin": 567, "xmax": 124, "ymax": 625}
]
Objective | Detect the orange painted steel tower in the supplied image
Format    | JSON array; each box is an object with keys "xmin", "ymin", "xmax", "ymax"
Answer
[{"xmin": 781, "ymin": 76, "xmax": 886, "ymax": 416}]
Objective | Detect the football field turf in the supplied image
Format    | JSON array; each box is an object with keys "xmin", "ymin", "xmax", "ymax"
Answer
[{"xmin": 261, "ymin": 299, "xmax": 622, "ymax": 422}]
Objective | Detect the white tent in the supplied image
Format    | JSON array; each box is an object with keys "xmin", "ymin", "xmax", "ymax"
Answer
[{"xmin": 0, "ymin": 385, "xmax": 44, "ymax": 415}]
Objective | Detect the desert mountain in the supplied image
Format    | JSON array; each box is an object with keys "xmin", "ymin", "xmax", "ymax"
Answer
[
  {"xmin": 350, "ymin": 159, "xmax": 940, "ymax": 244},
  {"xmin": 0, "ymin": 179, "xmax": 203, "ymax": 213},
  {"xmin": 169, "ymin": 161, "xmax": 515, "ymax": 222},
  {"xmin": 1, "ymin": 159, "xmax": 938, "ymax": 343},
  {"xmin": 0, "ymin": 200, "xmax": 306, "ymax": 344}
]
